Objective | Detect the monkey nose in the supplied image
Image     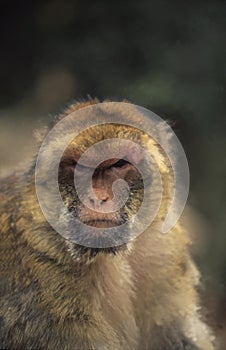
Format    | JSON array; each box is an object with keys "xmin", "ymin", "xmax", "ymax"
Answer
[{"xmin": 88, "ymin": 190, "xmax": 110, "ymax": 210}]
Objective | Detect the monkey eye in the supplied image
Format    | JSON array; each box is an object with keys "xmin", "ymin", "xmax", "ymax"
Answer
[{"xmin": 112, "ymin": 159, "xmax": 129, "ymax": 168}]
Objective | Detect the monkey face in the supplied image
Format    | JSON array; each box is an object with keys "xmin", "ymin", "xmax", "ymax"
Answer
[
  {"xmin": 35, "ymin": 103, "xmax": 179, "ymax": 258},
  {"xmin": 57, "ymin": 124, "xmax": 153, "ymax": 251}
]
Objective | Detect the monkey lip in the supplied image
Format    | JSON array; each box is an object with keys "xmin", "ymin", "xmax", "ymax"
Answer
[{"xmin": 82, "ymin": 219, "xmax": 120, "ymax": 228}]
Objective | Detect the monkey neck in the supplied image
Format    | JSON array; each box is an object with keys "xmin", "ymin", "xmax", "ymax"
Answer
[
  {"xmin": 87, "ymin": 251, "xmax": 135, "ymax": 305},
  {"xmin": 78, "ymin": 252, "xmax": 138, "ymax": 342},
  {"xmin": 76, "ymin": 252, "xmax": 135, "ymax": 316}
]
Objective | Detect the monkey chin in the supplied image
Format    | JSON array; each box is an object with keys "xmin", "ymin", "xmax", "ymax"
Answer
[
  {"xmin": 66, "ymin": 240, "xmax": 129, "ymax": 263},
  {"xmin": 76, "ymin": 244, "xmax": 129, "ymax": 260},
  {"xmin": 82, "ymin": 219, "xmax": 121, "ymax": 228},
  {"xmin": 65, "ymin": 218, "xmax": 131, "ymax": 261}
]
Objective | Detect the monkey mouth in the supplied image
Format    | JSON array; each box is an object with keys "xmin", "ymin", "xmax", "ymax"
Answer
[
  {"xmin": 82, "ymin": 219, "xmax": 121, "ymax": 228},
  {"xmin": 65, "ymin": 212, "xmax": 130, "ymax": 250}
]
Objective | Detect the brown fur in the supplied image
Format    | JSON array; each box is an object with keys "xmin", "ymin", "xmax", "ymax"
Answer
[{"xmin": 0, "ymin": 99, "xmax": 215, "ymax": 349}]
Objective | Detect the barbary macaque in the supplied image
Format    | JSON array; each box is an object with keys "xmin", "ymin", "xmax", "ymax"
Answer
[{"xmin": 0, "ymin": 99, "xmax": 215, "ymax": 349}]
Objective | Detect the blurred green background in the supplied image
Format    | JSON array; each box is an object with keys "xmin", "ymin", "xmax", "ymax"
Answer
[{"xmin": 0, "ymin": 0, "xmax": 225, "ymax": 333}]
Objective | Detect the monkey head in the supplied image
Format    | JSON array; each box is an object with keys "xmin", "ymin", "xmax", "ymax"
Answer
[{"xmin": 35, "ymin": 102, "xmax": 175, "ymax": 258}]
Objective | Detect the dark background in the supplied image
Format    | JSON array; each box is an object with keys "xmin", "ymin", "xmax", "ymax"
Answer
[{"xmin": 0, "ymin": 0, "xmax": 226, "ymax": 341}]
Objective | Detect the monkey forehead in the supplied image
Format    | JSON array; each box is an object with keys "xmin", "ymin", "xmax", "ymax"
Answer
[
  {"xmin": 63, "ymin": 137, "xmax": 145, "ymax": 167},
  {"xmin": 64, "ymin": 144, "xmax": 144, "ymax": 167},
  {"xmin": 61, "ymin": 124, "xmax": 148, "ymax": 167},
  {"xmin": 73, "ymin": 123, "xmax": 147, "ymax": 143}
]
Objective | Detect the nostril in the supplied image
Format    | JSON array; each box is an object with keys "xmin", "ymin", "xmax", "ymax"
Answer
[
  {"xmin": 100, "ymin": 197, "xmax": 109, "ymax": 205},
  {"xmin": 88, "ymin": 195, "xmax": 109, "ymax": 209}
]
